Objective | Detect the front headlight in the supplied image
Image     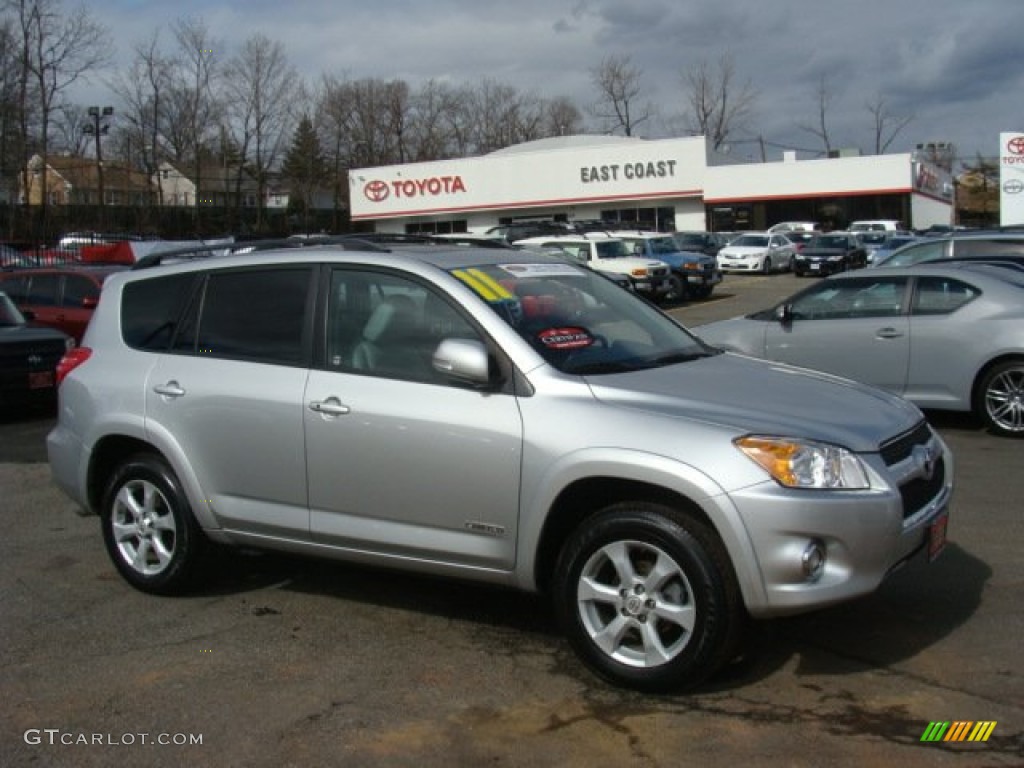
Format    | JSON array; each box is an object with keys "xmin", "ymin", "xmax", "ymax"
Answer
[
  {"xmin": 630, "ymin": 268, "xmax": 649, "ymax": 277},
  {"xmin": 735, "ymin": 436, "xmax": 870, "ymax": 489}
]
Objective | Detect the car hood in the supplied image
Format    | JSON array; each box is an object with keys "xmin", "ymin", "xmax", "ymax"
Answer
[
  {"xmin": 584, "ymin": 352, "xmax": 921, "ymax": 452},
  {"xmin": 720, "ymin": 246, "xmax": 767, "ymax": 256},
  {"xmin": 657, "ymin": 250, "xmax": 715, "ymax": 267},
  {"xmin": 595, "ymin": 256, "xmax": 666, "ymax": 271},
  {"xmin": 799, "ymin": 247, "xmax": 845, "ymax": 258}
]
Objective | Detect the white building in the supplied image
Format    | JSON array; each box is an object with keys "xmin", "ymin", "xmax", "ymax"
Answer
[{"xmin": 349, "ymin": 135, "xmax": 953, "ymax": 233}]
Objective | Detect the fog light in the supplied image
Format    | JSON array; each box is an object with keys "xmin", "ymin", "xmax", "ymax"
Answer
[{"xmin": 801, "ymin": 540, "xmax": 826, "ymax": 581}]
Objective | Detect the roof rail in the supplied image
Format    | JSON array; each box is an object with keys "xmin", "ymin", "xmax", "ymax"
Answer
[{"xmin": 131, "ymin": 236, "xmax": 389, "ymax": 270}]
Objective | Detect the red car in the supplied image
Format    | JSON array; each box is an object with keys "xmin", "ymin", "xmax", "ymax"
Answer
[{"xmin": 0, "ymin": 264, "xmax": 127, "ymax": 343}]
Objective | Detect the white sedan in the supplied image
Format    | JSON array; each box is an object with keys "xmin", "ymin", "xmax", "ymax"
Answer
[{"xmin": 716, "ymin": 233, "xmax": 795, "ymax": 274}]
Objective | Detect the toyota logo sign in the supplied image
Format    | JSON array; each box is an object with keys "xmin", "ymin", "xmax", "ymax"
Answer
[
  {"xmin": 1007, "ymin": 136, "xmax": 1024, "ymax": 156},
  {"xmin": 364, "ymin": 180, "xmax": 390, "ymax": 202}
]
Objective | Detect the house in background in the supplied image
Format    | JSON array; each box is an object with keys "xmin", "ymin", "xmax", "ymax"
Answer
[
  {"xmin": 154, "ymin": 161, "xmax": 272, "ymax": 209},
  {"xmin": 22, "ymin": 154, "xmax": 153, "ymax": 207}
]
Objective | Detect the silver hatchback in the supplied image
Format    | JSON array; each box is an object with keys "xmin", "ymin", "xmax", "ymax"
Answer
[{"xmin": 48, "ymin": 244, "xmax": 953, "ymax": 692}]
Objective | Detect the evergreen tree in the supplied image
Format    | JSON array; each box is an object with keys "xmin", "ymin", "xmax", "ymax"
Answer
[{"xmin": 282, "ymin": 114, "xmax": 325, "ymax": 231}]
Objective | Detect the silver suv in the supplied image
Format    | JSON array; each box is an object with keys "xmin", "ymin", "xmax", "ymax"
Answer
[{"xmin": 47, "ymin": 243, "xmax": 953, "ymax": 692}]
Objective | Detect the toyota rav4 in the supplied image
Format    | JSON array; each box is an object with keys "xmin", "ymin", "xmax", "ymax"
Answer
[{"xmin": 48, "ymin": 242, "xmax": 953, "ymax": 692}]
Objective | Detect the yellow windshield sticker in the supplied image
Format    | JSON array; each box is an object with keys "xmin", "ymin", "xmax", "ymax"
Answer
[
  {"xmin": 467, "ymin": 269, "xmax": 515, "ymax": 300},
  {"xmin": 452, "ymin": 269, "xmax": 499, "ymax": 301}
]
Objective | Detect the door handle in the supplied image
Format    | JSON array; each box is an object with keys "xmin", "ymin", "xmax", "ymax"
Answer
[
  {"xmin": 153, "ymin": 381, "xmax": 186, "ymax": 398},
  {"xmin": 309, "ymin": 397, "xmax": 350, "ymax": 416},
  {"xmin": 875, "ymin": 327, "xmax": 903, "ymax": 339}
]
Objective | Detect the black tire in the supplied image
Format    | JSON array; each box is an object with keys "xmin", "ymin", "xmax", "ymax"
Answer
[
  {"xmin": 762, "ymin": 256, "xmax": 772, "ymax": 274},
  {"xmin": 665, "ymin": 274, "xmax": 686, "ymax": 303},
  {"xmin": 553, "ymin": 502, "xmax": 743, "ymax": 692},
  {"xmin": 100, "ymin": 453, "xmax": 209, "ymax": 594},
  {"xmin": 975, "ymin": 359, "xmax": 1024, "ymax": 437}
]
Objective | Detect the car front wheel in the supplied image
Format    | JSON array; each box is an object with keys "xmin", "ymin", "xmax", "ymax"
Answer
[
  {"xmin": 101, "ymin": 453, "xmax": 209, "ymax": 594},
  {"xmin": 553, "ymin": 502, "xmax": 742, "ymax": 692},
  {"xmin": 976, "ymin": 359, "xmax": 1024, "ymax": 437}
]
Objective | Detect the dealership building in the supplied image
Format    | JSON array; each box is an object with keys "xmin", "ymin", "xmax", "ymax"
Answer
[{"xmin": 349, "ymin": 134, "xmax": 953, "ymax": 234}]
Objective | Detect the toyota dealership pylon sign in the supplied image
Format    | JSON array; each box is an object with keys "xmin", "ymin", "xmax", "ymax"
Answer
[{"xmin": 1000, "ymin": 132, "xmax": 1024, "ymax": 226}]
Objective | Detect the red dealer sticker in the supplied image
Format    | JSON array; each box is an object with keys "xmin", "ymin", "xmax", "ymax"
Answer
[{"xmin": 537, "ymin": 327, "xmax": 594, "ymax": 350}]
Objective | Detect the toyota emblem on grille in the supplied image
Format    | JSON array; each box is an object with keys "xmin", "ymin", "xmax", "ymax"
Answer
[
  {"xmin": 27, "ymin": 354, "xmax": 42, "ymax": 365},
  {"xmin": 912, "ymin": 443, "xmax": 937, "ymax": 481}
]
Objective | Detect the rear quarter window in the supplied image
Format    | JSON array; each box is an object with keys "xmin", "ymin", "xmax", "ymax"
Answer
[{"xmin": 122, "ymin": 274, "xmax": 198, "ymax": 351}]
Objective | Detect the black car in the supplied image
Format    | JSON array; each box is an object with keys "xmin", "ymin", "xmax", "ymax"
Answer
[
  {"xmin": 792, "ymin": 232, "xmax": 868, "ymax": 276},
  {"xmin": 0, "ymin": 290, "xmax": 72, "ymax": 412}
]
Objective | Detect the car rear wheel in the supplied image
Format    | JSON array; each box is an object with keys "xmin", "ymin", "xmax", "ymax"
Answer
[
  {"xmin": 553, "ymin": 502, "xmax": 742, "ymax": 692},
  {"xmin": 976, "ymin": 359, "xmax": 1024, "ymax": 437},
  {"xmin": 101, "ymin": 453, "xmax": 209, "ymax": 594}
]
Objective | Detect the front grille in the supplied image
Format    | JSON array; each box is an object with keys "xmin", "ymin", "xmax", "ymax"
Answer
[
  {"xmin": 900, "ymin": 457, "xmax": 945, "ymax": 520},
  {"xmin": 880, "ymin": 421, "xmax": 934, "ymax": 466},
  {"xmin": 879, "ymin": 420, "xmax": 945, "ymax": 520}
]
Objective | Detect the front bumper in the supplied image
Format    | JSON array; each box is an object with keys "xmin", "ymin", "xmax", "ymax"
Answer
[
  {"xmin": 722, "ymin": 435, "xmax": 954, "ymax": 618},
  {"xmin": 633, "ymin": 274, "xmax": 672, "ymax": 296},
  {"xmin": 795, "ymin": 260, "xmax": 843, "ymax": 275}
]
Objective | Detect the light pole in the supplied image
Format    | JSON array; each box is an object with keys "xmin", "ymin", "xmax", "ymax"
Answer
[{"xmin": 83, "ymin": 106, "xmax": 113, "ymax": 230}]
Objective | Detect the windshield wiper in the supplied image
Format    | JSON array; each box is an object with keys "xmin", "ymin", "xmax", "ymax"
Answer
[
  {"xmin": 644, "ymin": 350, "xmax": 719, "ymax": 368},
  {"xmin": 567, "ymin": 360, "xmax": 639, "ymax": 375}
]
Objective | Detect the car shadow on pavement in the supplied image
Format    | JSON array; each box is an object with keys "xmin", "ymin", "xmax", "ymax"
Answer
[
  {"xmin": 195, "ymin": 547, "xmax": 558, "ymax": 639},
  {"xmin": 710, "ymin": 541, "xmax": 990, "ymax": 690},
  {"xmin": 192, "ymin": 535, "xmax": 990, "ymax": 696}
]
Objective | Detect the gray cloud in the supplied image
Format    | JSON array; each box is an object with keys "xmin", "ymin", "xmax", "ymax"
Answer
[{"xmin": 75, "ymin": 0, "xmax": 1019, "ymax": 162}]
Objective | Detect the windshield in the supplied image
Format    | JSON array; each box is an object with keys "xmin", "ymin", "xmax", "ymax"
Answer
[
  {"xmin": 809, "ymin": 235, "xmax": 849, "ymax": 249},
  {"xmin": 731, "ymin": 235, "xmax": 769, "ymax": 248},
  {"xmin": 593, "ymin": 239, "xmax": 631, "ymax": 259},
  {"xmin": 673, "ymin": 233, "xmax": 706, "ymax": 248},
  {"xmin": 449, "ymin": 262, "xmax": 715, "ymax": 375}
]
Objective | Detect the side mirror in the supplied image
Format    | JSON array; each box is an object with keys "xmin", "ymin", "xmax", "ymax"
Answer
[
  {"xmin": 775, "ymin": 304, "xmax": 794, "ymax": 325},
  {"xmin": 432, "ymin": 338, "xmax": 492, "ymax": 387},
  {"xmin": 82, "ymin": 296, "xmax": 99, "ymax": 309}
]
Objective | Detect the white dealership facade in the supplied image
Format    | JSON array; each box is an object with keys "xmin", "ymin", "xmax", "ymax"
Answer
[{"xmin": 349, "ymin": 134, "xmax": 953, "ymax": 233}]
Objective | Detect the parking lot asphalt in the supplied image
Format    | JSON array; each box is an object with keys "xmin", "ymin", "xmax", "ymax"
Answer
[{"xmin": 1, "ymin": 272, "xmax": 1022, "ymax": 767}]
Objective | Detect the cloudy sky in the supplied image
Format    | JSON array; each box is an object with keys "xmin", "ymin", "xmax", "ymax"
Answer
[{"xmin": 75, "ymin": 0, "xmax": 1022, "ymax": 164}]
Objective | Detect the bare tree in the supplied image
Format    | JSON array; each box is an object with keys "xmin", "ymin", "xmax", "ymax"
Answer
[
  {"xmin": 679, "ymin": 53, "xmax": 755, "ymax": 151},
  {"xmin": 170, "ymin": 16, "xmax": 222, "ymax": 229},
  {"xmin": 315, "ymin": 73, "xmax": 356, "ymax": 230},
  {"xmin": 541, "ymin": 96, "xmax": 583, "ymax": 138},
  {"xmin": 221, "ymin": 33, "xmax": 299, "ymax": 230},
  {"xmin": 109, "ymin": 31, "xmax": 174, "ymax": 205},
  {"xmin": 0, "ymin": 18, "xmax": 27, "ymax": 208},
  {"xmin": 797, "ymin": 74, "xmax": 834, "ymax": 155},
  {"xmin": 866, "ymin": 93, "xmax": 913, "ymax": 154},
  {"xmin": 6, "ymin": 0, "xmax": 109, "ymax": 224},
  {"xmin": 404, "ymin": 78, "xmax": 463, "ymax": 161},
  {"xmin": 588, "ymin": 54, "xmax": 651, "ymax": 137},
  {"xmin": 50, "ymin": 102, "xmax": 90, "ymax": 154}
]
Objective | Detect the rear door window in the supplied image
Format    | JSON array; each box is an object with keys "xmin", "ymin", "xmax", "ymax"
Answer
[{"xmin": 192, "ymin": 267, "xmax": 314, "ymax": 366}]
